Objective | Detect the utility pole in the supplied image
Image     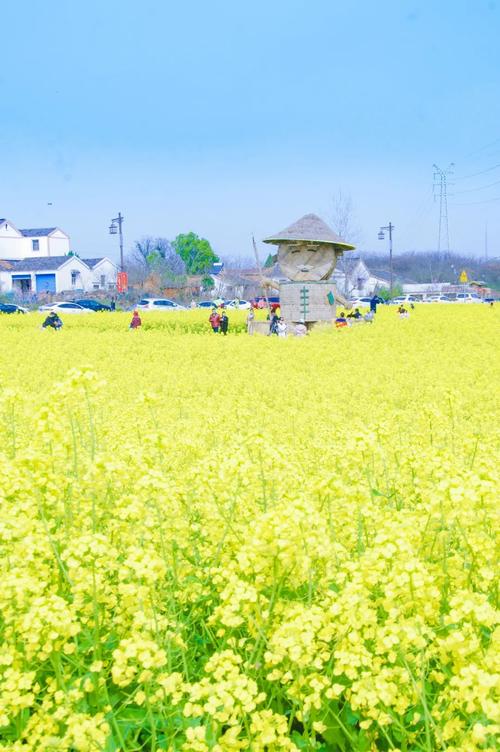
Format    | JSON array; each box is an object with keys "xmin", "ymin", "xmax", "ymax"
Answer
[
  {"xmin": 378, "ymin": 222, "xmax": 395, "ymax": 292},
  {"xmin": 109, "ymin": 213, "xmax": 125, "ymax": 271},
  {"xmin": 433, "ymin": 163, "xmax": 454, "ymax": 253}
]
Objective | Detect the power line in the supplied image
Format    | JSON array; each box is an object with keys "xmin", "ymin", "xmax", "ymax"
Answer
[
  {"xmin": 461, "ymin": 136, "xmax": 500, "ymax": 161},
  {"xmin": 454, "ymin": 162, "xmax": 500, "ymax": 180},
  {"xmin": 452, "ymin": 177, "xmax": 500, "ymax": 194},
  {"xmin": 450, "ymin": 195, "xmax": 500, "ymax": 206}
]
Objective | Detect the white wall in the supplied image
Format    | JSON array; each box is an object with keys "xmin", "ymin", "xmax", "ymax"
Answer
[
  {"xmin": 0, "ymin": 222, "xmax": 24, "ymax": 259},
  {"xmin": 57, "ymin": 259, "xmax": 94, "ymax": 292},
  {"xmin": 0, "ymin": 269, "xmax": 13, "ymax": 292},
  {"xmin": 89, "ymin": 259, "xmax": 118, "ymax": 290},
  {"xmin": 47, "ymin": 231, "xmax": 71, "ymax": 256}
]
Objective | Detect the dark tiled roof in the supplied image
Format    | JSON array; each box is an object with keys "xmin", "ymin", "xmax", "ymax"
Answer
[
  {"xmin": 9, "ymin": 256, "xmax": 73, "ymax": 271},
  {"xmin": 0, "ymin": 259, "xmax": 13, "ymax": 270},
  {"xmin": 20, "ymin": 227, "xmax": 57, "ymax": 237},
  {"xmin": 83, "ymin": 258, "xmax": 106, "ymax": 269}
]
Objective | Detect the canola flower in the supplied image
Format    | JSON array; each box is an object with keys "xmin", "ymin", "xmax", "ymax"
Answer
[{"xmin": 0, "ymin": 305, "xmax": 498, "ymax": 751}]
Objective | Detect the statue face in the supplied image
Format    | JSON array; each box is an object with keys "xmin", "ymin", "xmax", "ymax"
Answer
[{"xmin": 278, "ymin": 242, "xmax": 339, "ymax": 282}]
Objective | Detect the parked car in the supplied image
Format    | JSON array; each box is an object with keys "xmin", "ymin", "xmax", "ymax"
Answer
[
  {"xmin": 38, "ymin": 302, "xmax": 94, "ymax": 314},
  {"xmin": 73, "ymin": 299, "xmax": 112, "ymax": 311},
  {"xmin": 454, "ymin": 292, "xmax": 482, "ymax": 304},
  {"xmin": 390, "ymin": 295, "xmax": 419, "ymax": 305},
  {"xmin": 198, "ymin": 300, "xmax": 218, "ymax": 308},
  {"xmin": 423, "ymin": 295, "xmax": 453, "ymax": 303},
  {"xmin": 136, "ymin": 298, "xmax": 186, "ymax": 311},
  {"xmin": 0, "ymin": 303, "xmax": 28, "ymax": 314},
  {"xmin": 225, "ymin": 299, "xmax": 251, "ymax": 310},
  {"xmin": 349, "ymin": 297, "xmax": 373, "ymax": 308}
]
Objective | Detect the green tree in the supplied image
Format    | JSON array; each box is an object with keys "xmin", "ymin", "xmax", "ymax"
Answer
[
  {"xmin": 201, "ymin": 275, "xmax": 215, "ymax": 291},
  {"xmin": 172, "ymin": 232, "xmax": 219, "ymax": 275}
]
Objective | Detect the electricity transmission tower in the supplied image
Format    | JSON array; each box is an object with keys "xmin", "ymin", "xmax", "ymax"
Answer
[{"xmin": 433, "ymin": 163, "xmax": 454, "ymax": 252}]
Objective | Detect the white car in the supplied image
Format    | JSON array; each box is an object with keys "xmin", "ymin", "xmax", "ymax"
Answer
[
  {"xmin": 39, "ymin": 302, "xmax": 94, "ymax": 314},
  {"xmin": 390, "ymin": 295, "xmax": 419, "ymax": 305},
  {"xmin": 423, "ymin": 295, "xmax": 453, "ymax": 303},
  {"xmin": 454, "ymin": 292, "xmax": 482, "ymax": 304},
  {"xmin": 225, "ymin": 299, "xmax": 251, "ymax": 310},
  {"xmin": 349, "ymin": 297, "xmax": 372, "ymax": 308},
  {"xmin": 136, "ymin": 298, "xmax": 186, "ymax": 311}
]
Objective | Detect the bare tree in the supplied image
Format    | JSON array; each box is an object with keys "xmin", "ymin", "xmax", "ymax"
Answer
[
  {"xmin": 126, "ymin": 236, "xmax": 187, "ymax": 288},
  {"xmin": 130, "ymin": 236, "xmax": 157, "ymax": 266},
  {"xmin": 219, "ymin": 254, "xmax": 255, "ymax": 270},
  {"xmin": 330, "ymin": 189, "xmax": 361, "ymax": 244}
]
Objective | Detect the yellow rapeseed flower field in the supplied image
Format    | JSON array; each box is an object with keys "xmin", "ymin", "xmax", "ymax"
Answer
[{"xmin": 0, "ymin": 305, "xmax": 498, "ymax": 751}]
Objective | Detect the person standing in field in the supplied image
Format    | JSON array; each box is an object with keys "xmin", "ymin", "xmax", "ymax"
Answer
[
  {"xmin": 220, "ymin": 310, "xmax": 229, "ymax": 335},
  {"xmin": 209, "ymin": 309, "xmax": 221, "ymax": 333},
  {"xmin": 247, "ymin": 308, "xmax": 255, "ymax": 334},
  {"xmin": 269, "ymin": 311, "xmax": 279, "ymax": 335},
  {"xmin": 129, "ymin": 310, "xmax": 142, "ymax": 329}
]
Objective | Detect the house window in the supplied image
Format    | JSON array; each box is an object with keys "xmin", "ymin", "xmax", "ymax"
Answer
[
  {"xmin": 100, "ymin": 274, "xmax": 106, "ymax": 288},
  {"xmin": 32, "ymin": 239, "xmax": 40, "ymax": 251},
  {"xmin": 71, "ymin": 271, "xmax": 79, "ymax": 287}
]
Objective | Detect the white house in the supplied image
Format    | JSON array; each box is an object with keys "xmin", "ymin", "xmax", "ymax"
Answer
[
  {"xmin": 84, "ymin": 258, "xmax": 121, "ymax": 291},
  {"xmin": 0, "ymin": 219, "xmax": 70, "ymax": 259},
  {"xmin": 331, "ymin": 256, "xmax": 388, "ymax": 297},
  {"xmin": 0, "ymin": 217, "xmax": 118, "ymax": 295}
]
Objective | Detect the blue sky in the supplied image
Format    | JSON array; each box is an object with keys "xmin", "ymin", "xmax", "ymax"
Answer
[{"xmin": 1, "ymin": 0, "xmax": 500, "ymax": 262}]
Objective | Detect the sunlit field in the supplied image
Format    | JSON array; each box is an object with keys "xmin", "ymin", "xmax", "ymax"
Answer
[{"xmin": 0, "ymin": 305, "xmax": 498, "ymax": 751}]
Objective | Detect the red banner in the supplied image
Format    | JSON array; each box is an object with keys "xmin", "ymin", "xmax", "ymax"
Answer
[{"xmin": 117, "ymin": 271, "xmax": 128, "ymax": 293}]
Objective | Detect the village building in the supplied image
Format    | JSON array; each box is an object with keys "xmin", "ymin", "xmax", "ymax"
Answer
[
  {"xmin": 332, "ymin": 255, "xmax": 389, "ymax": 298},
  {"xmin": 0, "ymin": 218, "xmax": 118, "ymax": 295}
]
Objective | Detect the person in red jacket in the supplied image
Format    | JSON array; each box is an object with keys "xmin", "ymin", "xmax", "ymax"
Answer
[
  {"xmin": 209, "ymin": 309, "xmax": 221, "ymax": 333},
  {"xmin": 129, "ymin": 310, "xmax": 142, "ymax": 329}
]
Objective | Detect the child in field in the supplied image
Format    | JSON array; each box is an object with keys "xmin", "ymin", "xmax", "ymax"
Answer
[
  {"xmin": 129, "ymin": 310, "xmax": 142, "ymax": 329},
  {"xmin": 277, "ymin": 318, "xmax": 287, "ymax": 337},
  {"xmin": 335, "ymin": 312, "xmax": 348, "ymax": 328},
  {"xmin": 220, "ymin": 311, "xmax": 229, "ymax": 335}
]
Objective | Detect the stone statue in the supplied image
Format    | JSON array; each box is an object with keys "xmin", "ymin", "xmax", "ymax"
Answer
[{"xmin": 262, "ymin": 213, "xmax": 355, "ymax": 324}]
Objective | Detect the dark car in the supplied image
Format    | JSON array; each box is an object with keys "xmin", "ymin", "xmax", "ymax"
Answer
[
  {"xmin": 0, "ymin": 303, "xmax": 28, "ymax": 314},
  {"xmin": 73, "ymin": 299, "xmax": 112, "ymax": 311}
]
